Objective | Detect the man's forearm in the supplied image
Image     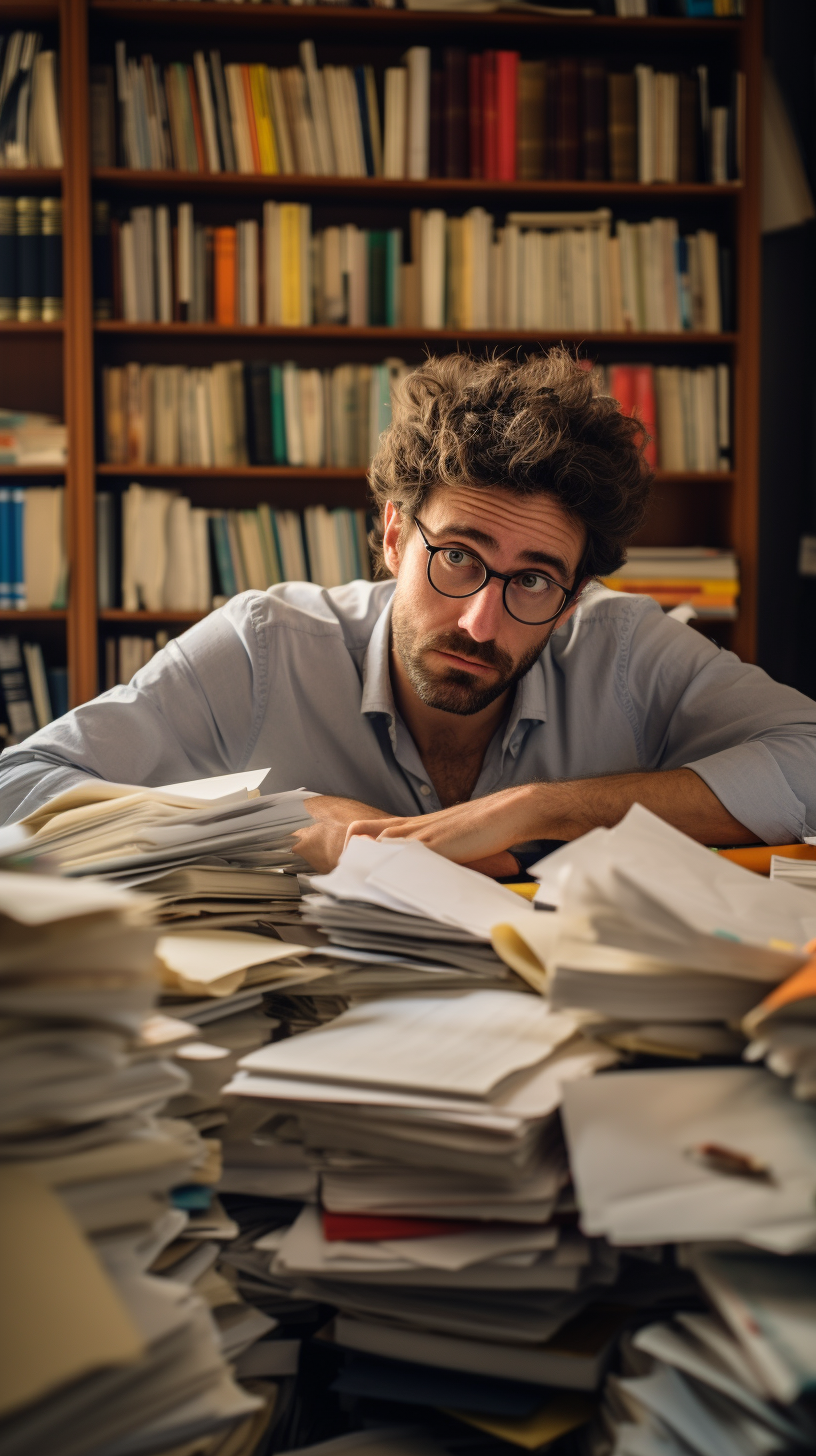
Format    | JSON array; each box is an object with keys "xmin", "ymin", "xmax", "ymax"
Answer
[{"xmin": 523, "ymin": 768, "xmax": 761, "ymax": 846}]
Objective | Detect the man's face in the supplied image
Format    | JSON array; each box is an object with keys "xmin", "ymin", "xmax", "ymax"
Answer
[{"xmin": 385, "ymin": 485, "xmax": 587, "ymax": 717}]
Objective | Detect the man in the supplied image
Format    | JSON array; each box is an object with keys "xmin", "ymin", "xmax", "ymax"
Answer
[{"xmin": 2, "ymin": 349, "xmax": 816, "ymax": 874}]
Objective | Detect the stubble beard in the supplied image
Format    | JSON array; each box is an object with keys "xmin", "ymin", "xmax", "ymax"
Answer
[{"xmin": 391, "ymin": 597, "xmax": 550, "ymax": 717}]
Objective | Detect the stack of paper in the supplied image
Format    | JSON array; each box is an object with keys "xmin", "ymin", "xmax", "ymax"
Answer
[
  {"xmin": 742, "ymin": 959, "xmax": 816, "ymax": 1101},
  {"xmin": 301, "ymin": 838, "xmax": 534, "ymax": 991},
  {"xmin": 601, "ymin": 1250, "xmax": 816, "ymax": 1454},
  {"xmin": 221, "ymin": 988, "xmax": 625, "ymax": 1390},
  {"xmin": 489, "ymin": 805, "xmax": 816, "ymax": 1057},
  {"xmin": 18, "ymin": 772, "xmax": 314, "ymax": 933},
  {"xmin": 0, "ymin": 868, "xmax": 266, "ymax": 1455}
]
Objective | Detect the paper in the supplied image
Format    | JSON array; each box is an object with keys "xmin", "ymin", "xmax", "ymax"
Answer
[
  {"xmin": 237, "ymin": 991, "xmax": 572, "ymax": 1098},
  {"xmin": 0, "ymin": 1166, "xmax": 143, "ymax": 1419},
  {"xmin": 561, "ymin": 1065, "xmax": 816, "ymax": 1250}
]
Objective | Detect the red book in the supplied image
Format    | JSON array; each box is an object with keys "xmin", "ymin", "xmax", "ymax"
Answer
[
  {"xmin": 631, "ymin": 364, "xmax": 658, "ymax": 467},
  {"xmin": 468, "ymin": 53, "xmax": 482, "ymax": 178},
  {"xmin": 495, "ymin": 51, "xmax": 518, "ymax": 181},
  {"xmin": 608, "ymin": 364, "xmax": 634, "ymax": 417},
  {"xmin": 322, "ymin": 1211, "xmax": 476, "ymax": 1242},
  {"xmin": 214, "ymin": 225, "xmax": 236, "ymax": 325},
  {"xmin": 482, "ymin": 50, "xmax": 498, "ymax": 180}
]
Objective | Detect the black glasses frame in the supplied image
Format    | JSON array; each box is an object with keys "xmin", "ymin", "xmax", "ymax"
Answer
[{"xmin": 413, "ymin": 517, "xmax": 586, "ymax": 626}]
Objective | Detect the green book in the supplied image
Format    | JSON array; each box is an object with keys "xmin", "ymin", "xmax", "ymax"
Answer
[
  {"xmin": 256, "ymin": 503, "xmax": 283, "ymax": 585},
  {"xmin": 385, "ymin": 228, "xmax": 402, "ymax": 327},
  {"xmin": 209, "ymin": 513, "xmax": 236, "ymax": 598},
  {"xmin": 368, "ymin": 231, "xmax": 387, "ymax": 328},
  {"xmin": 270, "ymin": 364, "xmax": 287, "ymax": 465}
]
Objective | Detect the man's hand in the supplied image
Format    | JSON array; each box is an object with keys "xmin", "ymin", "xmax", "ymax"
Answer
[
  {"xmin": 343, "ymin": 769, "xmax": 761, "ymax": 866},
  {"xmin": 294, "ymin": 795, "xmax": 394, "ymax": 874}
]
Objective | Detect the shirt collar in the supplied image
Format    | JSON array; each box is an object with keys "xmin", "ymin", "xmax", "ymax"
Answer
[{"xmin": 362, "ymin": 592, "xmax": 548, "ymax": 744}]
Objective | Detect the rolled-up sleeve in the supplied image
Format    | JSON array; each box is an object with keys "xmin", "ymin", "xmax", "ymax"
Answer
[
  {"xmin": 622, "ymin": 602, "xmax": 816, "ymax": 843},
  {"xmin": 0, "ymin": 594, "xmax": 267, "ymax": 823}
]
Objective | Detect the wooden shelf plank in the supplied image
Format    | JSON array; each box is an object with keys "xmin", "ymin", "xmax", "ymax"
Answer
[
  {"xmin": 95, "ymin": 464, "xmax": 735, "ymax": 485},
  {"xmin": 0, "ymin": 321, "xmax": 64, "ymax": 334},
  {"xmin": 89, "ymin": 1, "xmax": 742, "ymax": 36},
  {"xmin": 0, "ymin": 1, "xmax": 59, "ymax": 20},
  {"xmin": 100, "ymin": 609, "xmax": 210, "ymax": 623},
  {"xmin": 93, "ymin": 168, "xmax": 742, "ymax": 202},
  {"xmin": 95, "ymin": 322, "xmax": 737, "ymax": 344},
  {"xmin": 0, "ymin": 465, "xmax": 66, "ymax": 476},
  {"xmin": 0, "ymin": 609, "xmax": 67, "ymax": 621},
  {"xmin": 0, "ymin": 168, "xmax": 63, "ymax": 186}
]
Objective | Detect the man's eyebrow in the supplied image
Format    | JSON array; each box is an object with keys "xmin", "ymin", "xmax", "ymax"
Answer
[{"xmin": 432, "ymin": 522, "xmax": 572, "ymax": 581}]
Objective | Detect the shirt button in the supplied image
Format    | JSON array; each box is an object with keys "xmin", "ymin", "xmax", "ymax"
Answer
[{"xmin": 420, "ymin": 784, "xmax": 432, "ymax": 796}]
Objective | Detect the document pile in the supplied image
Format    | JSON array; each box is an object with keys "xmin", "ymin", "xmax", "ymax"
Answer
[
  {"xmin": 224, "ymin": 983, "xmax": 626, "ymax": 1401},
  {"xmin": 742, "ymin": 958, "xmax": 816, "ymax": 1101},
  {"xmin": 17, "ymin": 770, "xmax": 314, "ymax": 932},
  {"xmin": 492, "ymin": 804, "xmax": 816, "ymax": 1059},
  {"xmin": 300, "ymin": 837, "xmax": 534, "ymax": 995},
  {"xmin": 0, "ymin": 864, "xmax": 268, "ymax": 1456},
  {"xmin": 601, "ymin": 1249, "xmax": 816, "ymax": 1456}
]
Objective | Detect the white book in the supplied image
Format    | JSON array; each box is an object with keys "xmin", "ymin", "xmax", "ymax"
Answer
[
  {"xmin": 285, "ymin": 66, "xmax": 319, "ymax": 176},
  {"xmin": 131, "ymin": 207, "xmax": 155, "ymax": 322},
  {"xmin": 263, "ymin": 201, "xmax": 281, "ymax": 325},
  {"xmin": 303, "ymin": 505, "xmax": 326, "ymax": 586},
  {"xmin": 300, "ymin": 368, "xmax": 324, "ymax": 467},
  {"xmin": 22, "ymin": 642, "xmax": 52, "ymax": 729},
  {"xmin": 404, "ymin": 47, "xmax": 430, "ymax": 180},
  {"xmin": 23, "ymin": 487, "xmax": 64, "ymax": 609},
  {"xmin": 654, "ymin": 367, "xmax": 684, "ymax": 471},
  {"xmin": 177, "ymin": 203, "xmax": 194, "ymax": 312},
  {"xmin": 300, "ymin": 204, "xmax": 312, "ymax": 324},
  {"xmin": 470, "ymin": 207, "xmax": 490, "ymax": 331},
  {"xmin": 29, "ymin": 51, "xmax": 63, "ymax": 167},
  {"xmin": 346, "ymin": 225, "xmax": 368, "ymax": 327},
  {"xmin": 420, "ymin": 210, "xmax": 446, "ymax": 329},
  {"xmin": 163, "ymin": 496, "xmax": 197, "ymax": 610},
  {"xmin": 698, "ymin": 229, "xmax": 722, "ymax": 332},
  {"xmin": 275, "ymin": 510, "xmax": 309, "ymax": 582},
  {"xmin": 194, "ymin": 370, "xmax": 214, "ymax": 466},
  {"xmin": 322, "ymin": 67, "xmax": 349, "ymax": 175},
  {"xmin": 383, "ymin": 67, "xmax": 407, "ymax": 179},
  {"xmin": 710, "ymin": 105, "xmax": 729, "ymax": 184},
  {"xmin": 154, "ymin": 366, "xmax": 181, "ymax": 465},
  {"xmin": 282, "ymin": 362, "xmax": 304, "ymax": 466},
  {"xmin": 155, "ymin": 206, "xmax": 173, "ymax": 323},
  {"xmin": 224, "ymin": 64, "xmax": 254, "ymax": 173},
  {"xmin": 238, "ymin": 219, "xmax": 259, "ymax": 325},
  {"xmin": 193, "ymin": 51, "xmax": 221, "ymax": 172},
  {"xmin": 120, "ymin": 222, "xmax": 138, "ymax": 321},
  {"xmin": 635, "ymin": 64, "xmax": 655, "ymax": 184},
  {"xmin": 716, "ymin": 363, "xmax": 730, "ymax": 465},
  {"xmin": 236, "ymin": 512, "xmax": 268, "ymax": 591},
  {"xmin": 341, "ymin": 67, "xmax": 367, "ymax": 177},
  {"xmin": 661, "ymin": 216, "xmax": 681, "ymax": 333},
  {"xmin": 321, "ymin": 226, "xmax": 344, "ymax": 322},
  {"xmin": 299, "ymin": 41, "xmax": 336, "ymax": 176}
]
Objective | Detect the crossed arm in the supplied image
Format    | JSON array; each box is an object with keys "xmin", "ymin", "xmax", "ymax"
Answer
[{"xmin": 296, "ymin": 768, "xmax": 761, "ymax": 876}]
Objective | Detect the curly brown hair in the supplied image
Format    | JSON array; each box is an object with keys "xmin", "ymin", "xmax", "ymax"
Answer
[{"xmin": 368, "ymin": 348, "xmax": 652, "ymax": 580}]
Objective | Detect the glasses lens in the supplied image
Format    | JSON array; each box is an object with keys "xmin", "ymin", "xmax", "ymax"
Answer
[
  {"xmin": 505, "ymin": 572, "xmax": 568, "ymax": 624},
  {"xmin": 428, "ymin": 547, "xmax": 487, "ymax": 598}
]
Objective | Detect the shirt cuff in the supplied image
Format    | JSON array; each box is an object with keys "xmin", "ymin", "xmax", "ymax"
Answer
[{"xmin": 685, "ymin": 740, "xmax": 807, "ymax": 845}]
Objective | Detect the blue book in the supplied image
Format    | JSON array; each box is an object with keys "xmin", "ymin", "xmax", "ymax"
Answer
[
  {"xmin": 46, "ymin": 666, "xmax": 69, "ymax": 719},
  {"xmin": 355, "ymin": 67, "xmax": 375, "ymax": 177},
  {"xmin": 0, "ymin": 487, "xmax": 11, "ymax": 608},
  {"xmin": 683, "ymin": 0, "xmax": 715, "ymax": 13},
  {"xmin": 209, "ymin": 514, "xmax": 236, "ymax": 598},
  {"xmin": 11, "ymin": 487, "xmax": 24, "ymax": 608}
]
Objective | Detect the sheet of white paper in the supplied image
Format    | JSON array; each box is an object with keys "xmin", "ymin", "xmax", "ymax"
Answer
[
  {"xmin": 0, "ymin": 870, "xmax": 142, "ymax": 926},
  {"xmin": 156, "ymin": 932, "xmax": 308, "ymax": 984},
  {"xmin": 237, "ymin": 990, "xmax": 569, "ymax": 1098}
]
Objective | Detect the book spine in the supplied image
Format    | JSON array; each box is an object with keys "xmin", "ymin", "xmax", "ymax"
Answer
[
  {"xmin": 214, "ymin": 226, "xmax": 236, "ymax": 325},
  {"xmin": 495, "ymin": 52, "xmax": 518, "ymax": 182},
  {"xmin": 40, "ymin": 196, "xmax": 62, "ymax": 322},
  {"xmin": 15, "ymin": 196, "xmax": 41, "ymax": 322},
  {"xmin": 482, "ymin": 51, "xmax": 498, "ymax": 180},
  {"xmin": 0, "ymin": 488, "xmax": 11, "ymax": 608},
  {"xmin": 0, "ymin": 196, "xmax": 16, "ymax": 320},
  {"xmin": 468, "ymin": 54, "xmax": 482, "ymax": 180},
  {"xmin": 11, "ymin": 487, "xmax": 24, "ymax": 608}
]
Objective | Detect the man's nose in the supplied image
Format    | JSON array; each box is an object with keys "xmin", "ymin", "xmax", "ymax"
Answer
[{"xmin": 457, "ymin": 578, "xmax": 505, "ymax": 641}]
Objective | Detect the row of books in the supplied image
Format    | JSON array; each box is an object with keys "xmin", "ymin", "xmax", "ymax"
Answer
[
  {"xmin": 603, "ymin": 546, "xmax": 739, "ymax": 615},
  {"xmin": 616, "ymin": 0, "xmax": 744, "ymax": 12},
  {"xmin": 149, "ymin": 0, "xmax": 745, "ymax": 13},
  {"xmin": 102, "ymin": 358, "xmax": 408, "ymax": 468},
  {"xmin": 595, "ymin": 361, "xmax": 731, "ymax": 472},
  {"xmin": 0, "ymin": 32, "xmax": 62, "ymax": 168},
  {"xmin": 0, "ymin": 485, "xmax": 67, "ymax": 610},
  {"xmin": 101, "ymin": 40, "xmax": 740, "ymax": 185},
  {"xmin": 100, "ymin": 201, "xmax": 729, "ymax": 333},
  {"xmin": 99, "ymin": 484, "xmax": 371, "ymax": 612},
  {"xmin": 0, "ymin": 634, "xmax": 66, "ymax": 744},
  {"xmin": 0, "ymin": 196, "xmax": 62, "ymax": 322}
]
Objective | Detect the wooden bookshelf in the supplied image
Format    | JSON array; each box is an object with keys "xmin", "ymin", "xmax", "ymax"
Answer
[{"xmin": 41, "ymin": 0, "xmax": 763, "ymax": 705}]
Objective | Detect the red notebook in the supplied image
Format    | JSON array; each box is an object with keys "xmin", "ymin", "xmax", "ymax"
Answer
[
  {"xmin": 631, "ymin": 364, "xmax": 658, "ymax": 468},
  {"xmin": 495, "ymin": 51, "xmax": 518, "ymax": 181},
  {"xmin": 322, "ymin": 1211, "xmax": 476, "ymax": 1242}
]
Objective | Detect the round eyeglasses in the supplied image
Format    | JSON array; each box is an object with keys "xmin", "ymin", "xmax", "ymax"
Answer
[{"xmin": 414, "ymin": 517, "xmax": 583, "ymax": 626}]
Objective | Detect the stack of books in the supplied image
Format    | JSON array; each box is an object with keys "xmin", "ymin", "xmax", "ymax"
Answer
[
  {"xmin": 101, "ymin": 39, "xmax": 742, "ymax": 186},
  {"xmin": 601, "ymin": 547, "xmax": 739, "ymax": 617},
  {"xmin": 97, "ymin": 199, "xmax": 730, "ymax": 334},
  {"xmin": 0, "ymin": 32, "xmax": 63, "ymax": 168},
  {"xmin": 101, "ymin": 358, "xmax": 408, "ymax": 468},
  {"xmin": 0, "ymin": 634, "xmax": 64, "ymax": 744},
  {"xmin": 0, "ymin": 480, "xmax": 67, "ymax": 610}
]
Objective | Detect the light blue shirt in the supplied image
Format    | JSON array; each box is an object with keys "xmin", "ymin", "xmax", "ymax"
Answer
[{"xmin": 2, "ymin": 580, "xmax": 816, "ymax": 845}]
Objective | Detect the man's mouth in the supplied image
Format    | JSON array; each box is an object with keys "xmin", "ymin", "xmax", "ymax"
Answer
[{"xmin": 430, "ymin": 648, "xmax": 497, "ymax": 676}]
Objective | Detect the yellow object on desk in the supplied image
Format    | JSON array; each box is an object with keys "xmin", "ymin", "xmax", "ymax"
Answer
[
  {"xmin": 715, "ymin": 844, "xmax": 816, "ymax": 876},
  {"xmin": 505, "ymin": 882, "xmax": 538, "ymax": 900}
]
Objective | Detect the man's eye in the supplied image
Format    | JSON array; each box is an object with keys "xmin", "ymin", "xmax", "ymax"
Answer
[
  {"xmin": 515, "ymin": 573, "xmax": 552, "ymax": 593},
  {"xmin": 442, "ymin": 549, "xmax": 472, "ymax": 567}
]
